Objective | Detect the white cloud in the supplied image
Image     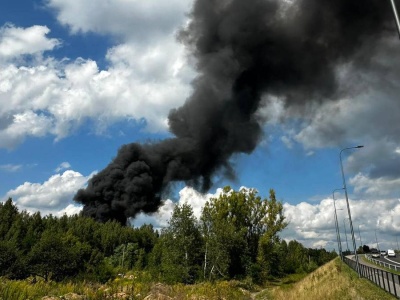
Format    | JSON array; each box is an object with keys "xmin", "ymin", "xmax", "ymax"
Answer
[
  {"xmin": 130, "ymin": 199, "xmax": 175, "ymax": 230},
  {"xmin": 283, "ymin": 195, "xmax": 400, "ymax": 251},
  {"xmin": 55, "ymin": 162, "xmax": 71, "ymax": 172},
  {"xmin": 3, "ymin": 170, "xmax": 93, "ymax": 215},
  {"xmin": 257, "ymin": 95, "xmax": 286, "ymax": 125},
  {"xmin": 56, "ymin": 203, "xmax": 83, "ymax": 217},
  {"xmin": 280, "ymin": 136, "xmax": 293, "ymax": 149},
  {"xmin": 0, "ymin": 0, "xmax": 196, "ymax": 150},
  {"xmin": 45, "ymin": 0, "xmax": 190, "ymax": 42},
  {"xmin": 176, "ymin": 186, "xmax": 224, "ymax": 219},
  {"xmin": 0, "ymin": 164, "xmax": 22, "ymax": 172},
  {"xmin": 350, "ymin": 173, "xmax": 400, "ymax": 198},
  {"xmin": 0, "ymin": 111, "xmax": 53, "ymax": 149},
  {"xmin": 131, "ymin": 186, "xmax": 224, "ymax": 229},
  {"xmin": 0, "ymin": 24, "xmax": 60, "ymax": 60},
  {"xmin": 0, "ymin": 38, "xmax": 194, "ymax": 149}
]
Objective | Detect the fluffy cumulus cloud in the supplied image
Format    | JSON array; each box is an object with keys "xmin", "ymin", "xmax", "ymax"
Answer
[
  {"xmin": 55, "ymin": 161, "xmax": 71, "ymax": 172},
  {"xmin": 4, "ymin": 170, "xmax": 94, "ymax": 216},
  {"xmin": 350, "ymin": 173, "xmax": 400, "ymax": 198},
  {"xmin": 283, "ymin": 195, "xmax": 400, "ymax": 250},
  {"xmin": 0, "ymin": 24, "xmax": 60, "ymax": 60},
  {"xmin": 131, "ymin": 186, "xmax": 224, "ymax": 229},
  {"xmin": 0, "ymin": 17, "xmax": 193, "ymax": 149},
  {"xmin": 45, "ymin": 0, "xmax": 190, "ymax": 42}
]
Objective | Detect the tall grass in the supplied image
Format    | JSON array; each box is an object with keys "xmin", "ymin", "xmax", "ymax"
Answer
[
  {"xmin": 259, "ymin": 258, "xmax": 396, "ymax": 300},
  {"xmin": 4, "ymin": 260, "xmax": 393, "ymax": 300},
  {"xmin": 0, "ymin": 275, "xmax": 255, "ymax": 300},
  {"xmin": 0, "ymin": 279, "xmax": 102, "ymax": 300}
]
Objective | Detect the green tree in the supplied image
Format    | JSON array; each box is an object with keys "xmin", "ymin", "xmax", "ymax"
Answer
[
  {"xmin": 111, "ymin": 242, "xmax": 140, "ymax": 270},
  {"xmin": 22, "ymin": 211, "xmax": 44, "ymax": 252},
  {"xmin": 27, "ymin": 230, "xmax": 82, "ymax": 281},
  {"xmin": 201, "ymin": 187, "xmax": 287, "ymax": 280},
  {"xmin": 159, "ymin": 203, "xmax": 203, "ymax": 283},
  {"xmin": 148, "ymin": 239, "xmax": 163, "ymax": 280},
  {"xmin": 98, "ymin": 221, "xmax": 125, "ymax": 256},
  {"xmin": 66, "ymin": 215, "xmax": 100, "ymax": 248},
  {"xmin": 135, "ymin": 224, "xmax": 158, "ymax": 254},
  {"xmin": 5, "ymin": 212, "xmax": 26, "ymax": 248},
  {"xmin": 282, "ymin": 240, "xmax": 308, "ymax": 274},
  {"xmin": 256, "ymin": 189, "xmax": 287, "ymax": 279},
  {"xmin": 201, "ymin": 198, "xmax": 240, "ymax": 280},
  {"xmin": 0, "ymin": 241, "xmax": 18, "ymax": 277},
  {"xmin": 0, "ymin": 198, "xmax": 19, "ymax": 240}
]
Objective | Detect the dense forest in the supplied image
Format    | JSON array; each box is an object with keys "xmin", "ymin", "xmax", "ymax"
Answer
[{"xmin": 0, "ymin": 187, "xmax": 336, "ymax": 285}]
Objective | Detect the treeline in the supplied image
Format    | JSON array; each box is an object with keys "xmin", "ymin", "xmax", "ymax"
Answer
[{"xmin": 0, "ymin": 186, "xmax": 336, "ymax": 284}]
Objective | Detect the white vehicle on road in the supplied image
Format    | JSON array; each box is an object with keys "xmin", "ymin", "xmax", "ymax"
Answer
[
  {"xmin": 387, "ymin": 249, "xmax": 396, "ymax": 257},
  {"xmin": 371, "ymin": 249, "xmax": 380, "ymax": 258}
]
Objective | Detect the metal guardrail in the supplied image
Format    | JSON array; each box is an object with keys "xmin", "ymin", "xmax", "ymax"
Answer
[
  {"xmin": 344, "ymin": 256, "xmax": 400, "ymax": 298},
  {"xmin": 365, "ymin": 254, "xmax": 400, "ymax": 272}
]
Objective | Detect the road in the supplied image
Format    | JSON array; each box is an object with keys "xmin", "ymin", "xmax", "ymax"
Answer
[
  {"xmin": 360, "ymin": 254, "xmax": 400, "ymax": 271},
  {"xmin": 369, "ymin": 254, "xmax": 400, "ymax": 267},
  {"xmin": 380, "ymin": 255, "xmax": 400, "ymax": 265}
]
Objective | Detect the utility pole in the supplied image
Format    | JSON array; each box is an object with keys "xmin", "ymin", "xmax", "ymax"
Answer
[
  {"xmin": 343, "ymin": 219, "xmax": 350, "ymax": 253},
  {"xmin": 333, "ymin": 188, "xmax": 344, "ymax": 260},
  {"xmin": 340, "ymin": 146, "xmax": 363, "ymax": 277},
  {"xmin": 375, "ymin": 229, "xmax": 380, "ymax": 251},
  {"xmin": 390, "ymin": 0, "xmax": 400, "ymax": 38}
]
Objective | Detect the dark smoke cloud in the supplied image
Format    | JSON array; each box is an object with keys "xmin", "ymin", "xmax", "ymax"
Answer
[{"xmin": 74, "ymin": 0, "xmax": 394, "ymax": 225}]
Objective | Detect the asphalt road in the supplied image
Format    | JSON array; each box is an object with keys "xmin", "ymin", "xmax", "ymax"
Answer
[{"xmin": 373, "ymin": 255, "xmax": 400, "ymax": 265}]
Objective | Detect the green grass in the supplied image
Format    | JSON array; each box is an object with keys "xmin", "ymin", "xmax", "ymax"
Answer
[
  {"xmin": 2, "ymin": 259, "xmax": 397, "ymax": 300},
  {"xmin": 0, "ymin": 275, "xmax": 256, "ymax": 300},
  {"xmin": 260, "ymin": 258, "xmax": 397, "ymax": 300}
]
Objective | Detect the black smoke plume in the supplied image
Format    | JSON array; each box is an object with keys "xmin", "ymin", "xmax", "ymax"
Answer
[{"xmin": 74, "ymin": 0, "xmax": 394, "ymax": 225}]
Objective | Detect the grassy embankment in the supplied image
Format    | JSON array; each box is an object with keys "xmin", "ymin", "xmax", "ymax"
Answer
[
  {"xmin": 260, "ymin": 258, "xmax": 397, "ymax": 300},
  {"xmin": 1, "ymin": 258, "xmax": 397, "ymax": 299}
]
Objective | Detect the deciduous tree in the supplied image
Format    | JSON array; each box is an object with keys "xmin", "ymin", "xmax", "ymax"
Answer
[
  {"xmin": 201, "ymin": 187, "xmax": 287, "ymax": 280},
  {"xmin": 159, "ymin": 203, "xmax": 203, "ymax": 283}
]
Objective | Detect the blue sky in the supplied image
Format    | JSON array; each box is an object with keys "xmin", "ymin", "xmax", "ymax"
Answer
[{"xmin": 1, "ymin": 0, "xmax": 400, "ymax": 252}]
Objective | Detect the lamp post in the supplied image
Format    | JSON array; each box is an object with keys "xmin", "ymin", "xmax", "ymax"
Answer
[
  {"xmin": 340, "ymin": 145, "xmax": 363, "ymax": 277},
  {"xmin": 358, "ymin": 225, "xmax": 363, "ymax": 251},
  {"xmin": 343, "ymin": 218, "xmax": 350, "ymax": 252},
  {"xmin": 390, "ymin": 0, "xmax": 400, "ymax": 39},
  {"xmin": 333, "ymin": 188, "xmax": 344, "ymax": 260},
  {"xmin": 375, "ymin": 229, "xmax": 380, "ymax": 251}
]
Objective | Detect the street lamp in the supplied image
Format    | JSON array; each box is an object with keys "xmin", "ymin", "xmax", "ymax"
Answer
[
  {"xmin": 343, "ymin": 218, "xmax": 350, "ymax": 252},
  {"xmin": 375, "ymin": 229, "xmax": 380, "ymax": 251},
  {"xmin": 390, "ymin": 0, "xmax": 400, "ymax": 39},
  {"xmin": 333, "ymin": 188, "xmax": 344, "ymax": 260},
  {"xmin": 358, "ymin": 224, "xmax": 363, "ymax": 251},
  {"xmin": 340, "ymin": 145, "xmax": 363, "ymax": 277}
]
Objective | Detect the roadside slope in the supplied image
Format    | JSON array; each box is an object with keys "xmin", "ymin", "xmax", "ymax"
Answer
[{"xmin": 257, "ymin": 258, "xmax": 396, "ymax": 300}]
